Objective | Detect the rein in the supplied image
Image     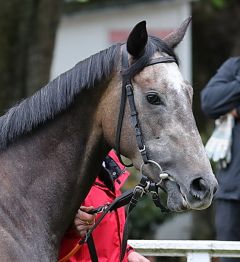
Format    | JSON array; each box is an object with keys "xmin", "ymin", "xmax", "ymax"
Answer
[
  {"xmin": 59, "ymin": 176, "xmax": 169, "ymax": 262},
  {"xmin": 59, "ymin": 47, "xmax": 177, "ymax": 262}
]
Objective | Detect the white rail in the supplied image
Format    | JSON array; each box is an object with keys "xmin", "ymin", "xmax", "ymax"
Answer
[{"xmin": 128, "ymin": 240, "xmax": 240, "ymax": 262}]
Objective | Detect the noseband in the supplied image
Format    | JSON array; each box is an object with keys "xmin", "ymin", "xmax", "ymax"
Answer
[{"xmin": 115, "ymin": 46, "xmax": 177, "ymax": 183}]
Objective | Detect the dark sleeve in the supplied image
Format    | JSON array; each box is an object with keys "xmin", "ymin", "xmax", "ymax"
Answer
[{"xmin": 201, "ymin": 57, "xmax": 240, "ymax": 119}]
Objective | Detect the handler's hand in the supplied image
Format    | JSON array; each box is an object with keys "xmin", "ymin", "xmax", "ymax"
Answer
[
  {"xmin": 128, "ymin": 251, "xmax": 150, "ymax": 262},
  {"xmin": 74, "ymin": 206, "xmax": 96, "ymax": 237}
]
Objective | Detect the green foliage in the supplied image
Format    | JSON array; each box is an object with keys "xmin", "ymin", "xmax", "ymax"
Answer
[
  {"xmin": 211, "ymin": 0, "xmax": 226, "ymax": 8},
  {"xmin": 128, "ymin": 193, "xmax": 172, "ymax": 239}
]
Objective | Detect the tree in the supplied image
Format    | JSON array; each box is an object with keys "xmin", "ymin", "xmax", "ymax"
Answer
[
  {"xmin": 192, "ymin": 0, "xmax": 240, "ymax": 133},
  {"xmin": 0, "ymin": 0, "xmax": 64, "ymax": 114}
]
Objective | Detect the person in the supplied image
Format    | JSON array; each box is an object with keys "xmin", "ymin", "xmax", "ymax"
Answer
[
  {"xmin": 201, "ymin": 57, "xmax": 240, "ymax": 262},
  {"xmin": 58, "ymin": 149, "xmax": 150, "ymax": 262}
]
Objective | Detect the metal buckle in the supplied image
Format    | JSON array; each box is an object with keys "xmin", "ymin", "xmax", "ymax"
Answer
[
  {"xmin": 133, "ymin": 185, "xmax": 145, "ymax": 197},
  {"xmin": 139, "ymin": 145, "xmax": 146, "ymax": 153},
  {"xmin": 144, "ymin": 180, "xmax": 151, "ymax": 192},
  {"xmin": 97, "ymin": 205, "xmax": 109, "ymax": 213}
]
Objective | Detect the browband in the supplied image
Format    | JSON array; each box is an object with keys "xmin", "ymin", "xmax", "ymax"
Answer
[{"xmin": 147, "ymin": 56, "xmax": 177, "ymax": 66}]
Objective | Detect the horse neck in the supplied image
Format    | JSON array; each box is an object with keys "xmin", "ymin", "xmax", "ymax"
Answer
[{"xmin": 0, "ymin": 87, "xmax": 109, "ymax": 259}]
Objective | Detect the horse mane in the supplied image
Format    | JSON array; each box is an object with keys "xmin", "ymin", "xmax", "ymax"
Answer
[{"xmin": 0, "ymin": 37, "xmax": 177, "ymax": 150}]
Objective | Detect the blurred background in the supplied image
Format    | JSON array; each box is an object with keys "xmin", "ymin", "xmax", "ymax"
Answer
[{"xmin": 0, "ymin": 0, "xmax": 240, "ymax": 261}]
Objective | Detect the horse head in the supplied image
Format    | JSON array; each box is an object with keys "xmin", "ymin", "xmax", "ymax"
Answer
[{"xmin": 101, "ymin": 18, "xmax": 218, "ymax": 212}]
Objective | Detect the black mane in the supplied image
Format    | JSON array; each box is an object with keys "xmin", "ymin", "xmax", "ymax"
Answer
[{"xmin": 0, "ymin": 37, "xmax": 176, "ymax": 149}]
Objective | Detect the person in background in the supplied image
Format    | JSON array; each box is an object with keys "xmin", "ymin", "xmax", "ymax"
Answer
[
  {"xmin": 201, "ymin": 57, "xmax": 240, "ymax": 262},
  {"xmin": 58, "ymin": 149, "xmax": 150, "ymax": 262}
]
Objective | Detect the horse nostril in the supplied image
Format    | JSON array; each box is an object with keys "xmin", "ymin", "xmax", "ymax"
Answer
[{"xmin": 190, "ymin": 178, "xmax": 209, "ymax": 200}]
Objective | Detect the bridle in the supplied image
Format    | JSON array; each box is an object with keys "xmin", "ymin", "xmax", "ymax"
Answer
[
  {"xmin": 115, "ymin": 46, "xmax": 177, "ymax": 261},
  {"xmin": 115, "ymin": 45, "xmax": 177, "ymax": 184},
  {"xmin": 59, "ymin": 46, "xmax": 178, "ymax": 262}
]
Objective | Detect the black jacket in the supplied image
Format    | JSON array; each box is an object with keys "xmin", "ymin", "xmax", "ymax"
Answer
[{"xmin": 201, "ymin": 57, "xmax": 240, "ymax": 200}]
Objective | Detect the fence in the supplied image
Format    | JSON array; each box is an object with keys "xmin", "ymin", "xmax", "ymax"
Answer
[{"xmin": 128, "ymin": 240, "xmax": 240, "ymax": 262}]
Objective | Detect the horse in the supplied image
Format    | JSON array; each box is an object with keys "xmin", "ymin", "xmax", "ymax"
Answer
[{"xmin": 0, "ymin": 17, "xmax": 217, "ymax": 261}]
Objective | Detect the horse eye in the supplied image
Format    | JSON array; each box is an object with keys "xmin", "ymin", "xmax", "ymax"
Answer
[{"xmin": 146, "ymin": 93, "xmax": 162, "ymax": 105}]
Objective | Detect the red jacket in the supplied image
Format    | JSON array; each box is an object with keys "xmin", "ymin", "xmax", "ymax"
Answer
[{"xmin": 58, "ymin": 150, "xmax": 133, "ymax": 262}]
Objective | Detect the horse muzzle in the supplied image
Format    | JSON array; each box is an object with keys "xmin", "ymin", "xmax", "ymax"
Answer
[{"xmin": 162, "ymin": 174, "xmax": 218, "ymax": 212}]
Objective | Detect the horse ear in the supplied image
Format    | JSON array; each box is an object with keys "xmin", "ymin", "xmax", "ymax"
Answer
[
  {"xmin": 163, "ymin": 17, "xmax": 192, "ymax": 48},
  {"xmin": 127, "ymin": 21, "xmax": 148, "ymax": 58}
]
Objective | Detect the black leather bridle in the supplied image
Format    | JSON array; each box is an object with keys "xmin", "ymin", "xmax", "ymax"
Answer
[
  {"xmin": 71, "ymin": 47, "xmax": 178, "ymax": 262},
  {"xmin": 115, "ymin": 46, "xmax": 177, "ymax": 261},
  {"xmin": 115, "ymin": 46, "xmax": 176, "ymax": 178}
]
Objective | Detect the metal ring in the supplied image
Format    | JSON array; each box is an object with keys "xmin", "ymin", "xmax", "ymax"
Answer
[{"xmin": 140, "ymin": 159, "xmax": 163, "ymax": 176}]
